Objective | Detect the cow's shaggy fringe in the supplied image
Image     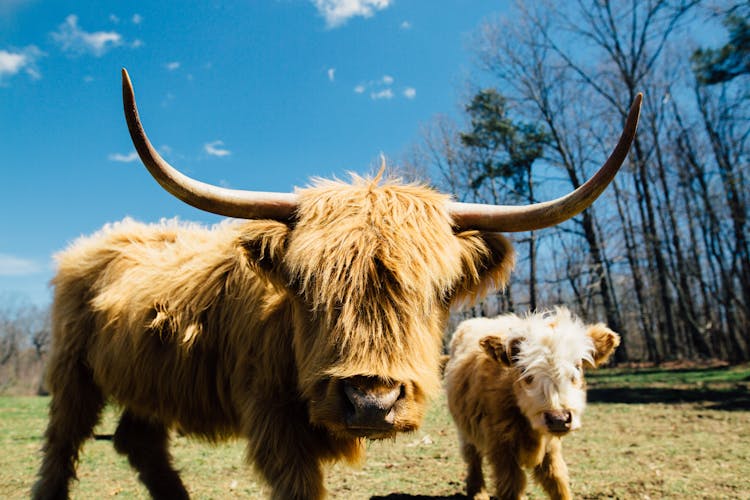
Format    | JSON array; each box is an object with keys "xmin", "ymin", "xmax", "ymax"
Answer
[
  {"xmin": 33, "ymin": 174, "xmax": 515, "ymax": 500},
  {"xmin": 444, "ymin": 307, "xmax": 619, "ymax": 500}
]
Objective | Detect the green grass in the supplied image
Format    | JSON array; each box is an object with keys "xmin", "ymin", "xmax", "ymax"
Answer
[{"xmin": 2, "ymin": 365, "xmax": 749, "ymax": 499}]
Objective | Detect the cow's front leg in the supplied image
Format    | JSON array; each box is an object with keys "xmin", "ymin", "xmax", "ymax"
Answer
[
  {"xmin": 262, "ymin": 455, "xmax": 324, "ymax": 500},
  {"xmin": 244, "ymin": 399, "xmax": 333, "ymax": 500},
  {"xmin": 532, "ymin": 438, "xmax": 572, "ymax": 500}
]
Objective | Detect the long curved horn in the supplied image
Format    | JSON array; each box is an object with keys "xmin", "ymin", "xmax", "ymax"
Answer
[
  {"xmin": 122, "ymin": 69, "xmax": 298, "ymax": 221},
  {"xmin": 448, "ymin": 93, "xmax": 642, "ymax": 232}
]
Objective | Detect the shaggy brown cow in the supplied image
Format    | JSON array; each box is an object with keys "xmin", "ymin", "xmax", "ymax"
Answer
[
  {"xmin": 32, "ymin": 70, "xmax": 640, "ymax": 500},
  {"xmin": 444, "ymin": 308, "xmax": 620, "ymax": 500}
]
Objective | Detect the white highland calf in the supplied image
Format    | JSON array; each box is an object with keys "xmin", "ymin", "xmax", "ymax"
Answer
[{"xmin": 444, "ymin": 307, "xmax": 620, "ymax": 500}]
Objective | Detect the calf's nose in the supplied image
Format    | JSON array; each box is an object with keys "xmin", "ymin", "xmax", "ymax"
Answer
[
  {"xmin": 343, "ymin": 377, "xmax": 404, "ymax": 430},
  {"xmin": 544, "ymin": 410, "xmax": 572, "ymax": 433}
]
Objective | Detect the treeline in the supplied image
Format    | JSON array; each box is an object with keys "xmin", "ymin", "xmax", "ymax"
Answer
[
  {"xmin": 0, "ymin": 297, "xmax": 49, "ymax": 395},
  {"xmin": 410, "ymin": 1, "xmax": 749, "ymax": 363}
]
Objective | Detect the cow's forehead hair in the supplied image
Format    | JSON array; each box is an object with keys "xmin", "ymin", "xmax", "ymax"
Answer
[
  {"xmin": 285, "ymin": 174, "xmax": 467, "ymax": 313},
  {"xmin": 511, "ymin": 308, "xmax": 595, "ymax": 375}
]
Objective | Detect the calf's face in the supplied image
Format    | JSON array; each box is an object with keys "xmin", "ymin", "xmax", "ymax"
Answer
[{"xmin": 480, "ymin": 310, "xmax": 619, "ymax": 436}]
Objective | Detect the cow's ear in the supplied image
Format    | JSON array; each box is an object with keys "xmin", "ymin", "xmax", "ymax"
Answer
[
  {"xmin": 479, "ymin": 335, "xmax": 521, "ymax": 367},
  {"xmin": 585, "ymin": 323, "xmax": 620, "ymax": 368},
  {"xmin": 238, "ymin": 220, "xmax": 291, "ymax": 289},
  {"xmin": 451, "ymin": 231, "xmax": 515, "ymax": 305}
]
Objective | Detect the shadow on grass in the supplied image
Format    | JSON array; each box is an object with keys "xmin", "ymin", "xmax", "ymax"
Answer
[
  {"xmin": 592, "ymin": 365, "xmax": 734, "ymax": 377},
  {"xmin": 371, "ymin": 495, "xmax": 466, "ymax": 500},
  {"xmin": 588, "ymin": 386, "xmax": 750, "ymax": 410}
]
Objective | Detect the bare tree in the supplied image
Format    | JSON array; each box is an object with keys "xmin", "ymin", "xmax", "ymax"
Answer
[
  {"xmin": 0, "ymin": 297, "xmax": 51, "ymax": 394},
  {"xmin": 412, "ymin": 0, "xmax": 750, "ymax": 363}
]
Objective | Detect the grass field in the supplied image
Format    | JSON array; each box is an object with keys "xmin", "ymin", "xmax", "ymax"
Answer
[{"xmin": 2, "ymin": 364, "xmax": 749, "ymax": 499}]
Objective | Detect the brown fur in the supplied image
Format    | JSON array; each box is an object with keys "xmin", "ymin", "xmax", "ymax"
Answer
[
  {"xmin": 444, "ymin": 309, "xmax": 619, "ymax": 500},
  {"xmin": 33, "ymin": 175, "xmax": 515, "ymax": 500}
]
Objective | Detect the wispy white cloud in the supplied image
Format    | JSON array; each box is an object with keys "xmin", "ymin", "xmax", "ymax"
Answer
[
  {"xmin": 204, "ymin": 140, "xmax": 231, "ymax": 157},
  {"xmin": 51, "ymin": 14, "xmax": 123, "ymax": 57},
  {"xmin": 0, "ymin": 46, "xmax": 43, "ymax": 82},
  {"xmin": 132, "ymin": 13, "xmax": 142, "ymax": 24},
  {"xmin": 312, "ymin": 0, "xmax": 392, "ymax": 28},
  {"xmin": 0, "ymin": 254, "xmax": 41, "ymax": 276},
  {"xmin": 165, "ymin": 61, "xmax": 180, "ymax": 71},
  {"xmin": 400, "ymin": 20, "xmax": 411, "ymax": 30},
  {"xmin": 108, "ymin": 151, "xmax": 139, "ymax": 163},
  {"xmin": 327, "ymin": 67, "xmax": 335, "ymax": 82},
  {"xmin": 354, "ymin": 74, "xmax": 414, "ymax": 101},
  {"xmin": 371, "ymin": 88, "xmax": 393, "ymax": 100}
]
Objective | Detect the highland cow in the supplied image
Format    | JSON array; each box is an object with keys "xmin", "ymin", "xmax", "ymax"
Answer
[
  {"xmin": 444, "ymin": 308, "xmax": 620, "ymax": 500},
  {"xmin": 32, "ymin": 70, "xmax": 639, "ymax": 500}
]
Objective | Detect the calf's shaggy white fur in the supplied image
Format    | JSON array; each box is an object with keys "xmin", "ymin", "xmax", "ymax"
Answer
[{"xmin": 444, "ymin": 307, "xmax": 619, "ymax": 500}]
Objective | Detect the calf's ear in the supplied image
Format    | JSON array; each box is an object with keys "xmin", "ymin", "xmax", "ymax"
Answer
[
  {"xmin": 585, "ymin": 324, "xmax": 621, "ymax": 368},
  {"xmin": 238, "ymin": 220, "xmax": 292, "ymax": 290},
  {"xmin": 480, "ymin": 335, "xmax": 522, "ymax": 367}
]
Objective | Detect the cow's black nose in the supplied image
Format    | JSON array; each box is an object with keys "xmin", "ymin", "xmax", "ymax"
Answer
[
  {"xmin": 544, "ymin": 410, "xmax": 572, "ymax": 433},
  {"xmin": 343, "ymin": 377, "xmax": 404, "ymax": 431}
]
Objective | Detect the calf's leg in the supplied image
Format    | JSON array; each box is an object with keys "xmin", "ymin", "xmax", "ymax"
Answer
[
  {"xmin": 460, "ymin": 437, "xmax": 489, "ymax": 500},
  {"xmin": 532, "ymin": 439, "xmax": 572, "ymax": 500},
  {"xmin": 488, "ymin": 444, "xmax": 526, "ymax": 500},
  {"xmin": 113, "ymin": 410, "xmax": 189, "ymax": 500}
]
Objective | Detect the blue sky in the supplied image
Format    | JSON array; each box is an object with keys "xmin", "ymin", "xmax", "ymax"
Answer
[{"xmin": 1, "ymin": 0, "xmax": 513, "ymax": 306}]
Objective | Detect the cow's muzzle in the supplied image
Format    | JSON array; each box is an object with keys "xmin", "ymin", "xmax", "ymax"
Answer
[{"xmin": 342, "ymin": 376, "xmax": 405, "ymax": 435}]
